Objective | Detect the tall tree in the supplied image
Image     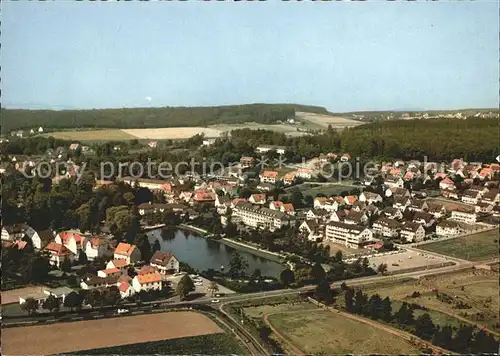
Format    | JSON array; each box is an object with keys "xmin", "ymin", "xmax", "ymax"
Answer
[
  {"xmin": 367, "ymin": 294, "xmax": 383, "ymax": 319},
  {"xmin": 354, "ymin": 289, "xmax": 368, "ymax": 315},
  {"xmin": 380, "ymin": 296, "xmax": 393, "ymax": 322},
  {"xmin": 61, "ymin": 257, "xmax": 72, "ymax": 273},
  {"xmin": 279, "ymin": 269, "xmax": 295, "ymax": 287},
  {"xmin": 377, "ymin": 263, "xmax": 388, "ymax": 275},
  {"xmin": 315, "ymin": 280, "xmax": 334, "ymax": 305},
  {"xmin": 311, "ymin": 262, "xmax": 326, "ymax": 283},
  {"xmin": 42, "ymin": 294, "xmax": 60, "ymax": 312},
  {"xmin": 472, "ymin": 329, "xmax": 499, "ymax": 354},
  {"xmin": 344, "ymin": 287, "xmax": 355, "ymax": 312},
  {"xmin": 414, "ymin": 313, "xmax": 436, "ymax": 341},
  {"xmin": 432, "ymin": 326, "xmax": 453, "ymax": 351},
  {"xmin": 63, "ymin": 291, "xmax": 82, "ymax": 311},
  {"xmin": 21, "ymin": 298, "xmax": 39, "ymax": 315},
  {"xmin": 133, "ymin": 232, "xmax": 152, "ymax": 262},
  {"xmin": 228, "ymin": 252, "xmax": 248, "ymax": 278},
  {"xmin": 176, "ymin": 274, "xmax": 195, "ymax": 301},
  {"xmin": 452, "ymin": 325, "xmax": 474, "ymax": 354},
  {"xmin": 207, "ymin": 280, "xmax": 219, "ymax": 297},
  {"xmin": 103, "ymin": 286, "xmax": 121, "ymax": 306}
]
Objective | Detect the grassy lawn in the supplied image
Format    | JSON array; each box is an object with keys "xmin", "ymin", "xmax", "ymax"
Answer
[
  {"xmin": 267, "ymin": 309, "xmax": 419, "ymax": 355},
  {"xmin": 72, "ymin": 333, "xmax": 243, "ymax": 355},
  {"xmin": 419, "ymin": 230, "xmax": 499, "ymax": 261}
]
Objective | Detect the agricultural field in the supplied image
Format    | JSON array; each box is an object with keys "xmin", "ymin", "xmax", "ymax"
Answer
[
  {"xmin": 244, "ymin": 303, "xmax": 419, "ymax": 355},
  {"xmin": 419, "ymin": 229, "xmax": 499, "ymax": 261},
  {"xmin": 42, "ymin": 122, "xmax": 309, "ymax": 142},
  {"xmin": 73, "ymin": 333, "xmax": 243, "ymax": 355},
  {"xmin": 42, "ymin": 129, "xmax": 137, "ymax": 141},
  {"xmin": 296, "ymin": 111, "xmax": 364, "ymax": 129},
  {"xmin": 123, "ymin": 127, "xmax": 223, "ymax": 139},
  {"xmin": 2, "ymin": 311, "xmax": 222, "ymax": 355},
  {"xmin": 359, "ymin": 269, "xmax": 500, "ymax": 333}
]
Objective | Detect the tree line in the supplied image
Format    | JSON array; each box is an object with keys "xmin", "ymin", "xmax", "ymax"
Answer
[{"xmin": 339, "ymin": 285, "xmax": 499, "ymax": 354}]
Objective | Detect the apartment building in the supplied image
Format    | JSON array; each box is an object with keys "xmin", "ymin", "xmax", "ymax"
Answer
[
  {"xmin": 372, "ymin": 217, "xmax": 400, "ymax": 238},
  {"xmin": 451, "ymin": 209, "xmax": 477, "ymax": 224},
  {"xmin": 232, "ymin": 202, "xmax": 294, "ymax": 231},
  {"xmin": 325, "ymin": 221, "xmax": 373, "ymax": 248},
  {"xmin": 436, "ymin": 220, "xmax": 462, "ymax": 237},
  {"xmin": 400, "ymin": 221, "xmax": 425, "ymax": 243}
]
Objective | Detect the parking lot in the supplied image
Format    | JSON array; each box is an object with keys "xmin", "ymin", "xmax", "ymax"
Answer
[
  {"xmin": 367, "ymin": 249, "xmax": 449, "ymax": 272},
  {"xmin": 165, "ymin": 272, "xmax": 235, "ymax": 297}
]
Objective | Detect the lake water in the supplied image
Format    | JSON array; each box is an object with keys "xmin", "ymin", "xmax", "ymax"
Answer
[{"xmin": 147, "ymin": 228, "xmax": 284, "ymax": 277}]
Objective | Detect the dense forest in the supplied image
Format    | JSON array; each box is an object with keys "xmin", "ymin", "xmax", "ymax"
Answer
[
  {"xmin": 208, "ymin": 117, "xmax": 499, "ymax": 162},
  {"xmin": 1, "ymin": 103, "xmax": 329, "ymax": 132}
]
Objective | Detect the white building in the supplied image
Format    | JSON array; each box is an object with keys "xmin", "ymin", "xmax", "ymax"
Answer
[
  {"xmin": 149, "ymin": 251, "xmax": 180, "ymax": 275},
  {"xmin": 436, "ymin": 220, "xmax": 462, "ymax": 236},
  {"xmin": 43, "ymin": 242, "xmax": 75, "ymax": 268},
  {"xmin": 114, "ymin": 243, "xmax": 142, "ymax": 264},
  {"xmin": 314, "ymin": 197, "xmax": 340, "ymax": 212},
  {"xmin": 450, "ymin": 210, "xmax": 477, "ymax": 224},
  {"xmin": 372, "ymin": 218, "xmax": 400, "ymax": 238},
  {"xmin": 132, "ymin": 267, "xmax": 162, "ymax": 293},
  {"xmin": 85, "ymin": 237, "xmax": 114, "ymax": 261},
  {"xmin": 325, "ymin": 221, "xmax": 373, "ymax": 248},
  {"xmin": 359, "ymin": 192, "xmax": 383, "ymax": 205},
  {"xmin": 256, "ymin": 145, "xmax": 287, "ymax": 155},
  {"xmin": 232, "ymin": 202, "xmax": 294, "ymax": 231},
  {"xmin": 55, "ymin": 231, "xmax": 88, "ymax": 255},
  {"xmin": 400, "ymin": 222, "xmax": 425, "ymax": 243}
]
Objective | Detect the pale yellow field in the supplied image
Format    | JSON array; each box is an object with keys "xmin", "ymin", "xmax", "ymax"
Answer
[
  {"xmin": 2, "ymin": 311, "xmax": 222, "ymax": 355},
  {"xmin": 122, "ymin": 127, "xmax": 223, "ymax": 139},
  {"xmin": 296, "ymin": 111, "xmax": 363, "ymax": 128},
  {"xmin": 43, "ymin": 129, "xmax": 137, "ymax": 141}
]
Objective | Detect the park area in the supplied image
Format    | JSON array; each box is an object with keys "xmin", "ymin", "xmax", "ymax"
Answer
[
  {"xmin": 243, "ymin": 303, "xmax": 419, "ymax": 355},
  {"xmin": 418, "ymin": 229, "xmax": 499, "ymax": 261},
  {"xmin": 2, "ymin": 311, "xmax": 224, "ymax": 355},
  {"xmin": 359, "ymin": 269, "xmax": 500, "ymax": 334}
]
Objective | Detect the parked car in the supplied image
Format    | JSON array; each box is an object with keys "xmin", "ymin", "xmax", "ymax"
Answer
[
  {"xmin": 211, "ymin": 299, "xmax": 220, "ymax": 303},
  {"xmin": 117, "ymin": 309, "xmax": 129, "ymax": 314}
]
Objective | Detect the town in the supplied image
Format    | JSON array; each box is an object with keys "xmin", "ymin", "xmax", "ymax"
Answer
[
  {"xmin": 2, "ymin": 1, "xmax": 499, "ymax": 354},
  {"xmin": 2, "ymin": 129, "xmax": 500, "ymax": 354}
]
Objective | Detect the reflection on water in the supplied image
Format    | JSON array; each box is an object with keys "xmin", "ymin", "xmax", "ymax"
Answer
[{"xmin": 146, "ymin": 228, "xmax": 283, "ymax": 277}]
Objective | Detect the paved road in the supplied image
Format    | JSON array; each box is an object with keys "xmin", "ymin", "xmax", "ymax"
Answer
[{"xmin": 3, "ymin": 255, "xmax": 477, "ymax": 328}]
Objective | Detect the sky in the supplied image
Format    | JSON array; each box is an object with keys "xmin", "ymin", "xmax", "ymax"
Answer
[{"xmin": 1, "ymin": 1, "xmax": 499, "ymax": 112}]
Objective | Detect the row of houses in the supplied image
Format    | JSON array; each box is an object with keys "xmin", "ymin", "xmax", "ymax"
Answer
[{"xmin": 80, "ymin": 251, "xmax": 180, "ymax": 297}]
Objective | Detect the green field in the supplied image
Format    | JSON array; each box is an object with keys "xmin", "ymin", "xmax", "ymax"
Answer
[
  {"xmin": 419, "ymin": 230, "xmax": 499, "ymax": 261},
  {"xmin": 72, "ymin": 333, "xmax": 243, "ymax": 355},
  {"xmin": 267, "ymin": 309, "xmax": 418, "ymax": 355},
  {"xmin": 243, "ymin": 303, "xmax": 418, "ymax": 355}
]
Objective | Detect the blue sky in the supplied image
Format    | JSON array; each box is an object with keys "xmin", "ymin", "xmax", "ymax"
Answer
[{"xmin": 2, "ymin": 1, "xmax": 498, "ymax": 112}]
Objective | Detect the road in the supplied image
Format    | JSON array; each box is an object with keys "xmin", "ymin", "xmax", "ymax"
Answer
[{"xmin": 3, "ymin": 257, "xmax": 475, "ymax": 327}]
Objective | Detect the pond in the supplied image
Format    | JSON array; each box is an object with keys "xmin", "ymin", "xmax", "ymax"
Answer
[{"xmin": 147, "ymin": 228, "xmax": 284, "ymax": 277}]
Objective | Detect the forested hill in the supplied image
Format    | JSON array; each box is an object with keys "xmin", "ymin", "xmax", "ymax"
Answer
[
  {"xmin": 319, "ymin": 117, "xmax": 499, "ymax": 161},
  {"xmin": 1, "ymin": 104, "xmax": 329, "ymax": 132}
]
